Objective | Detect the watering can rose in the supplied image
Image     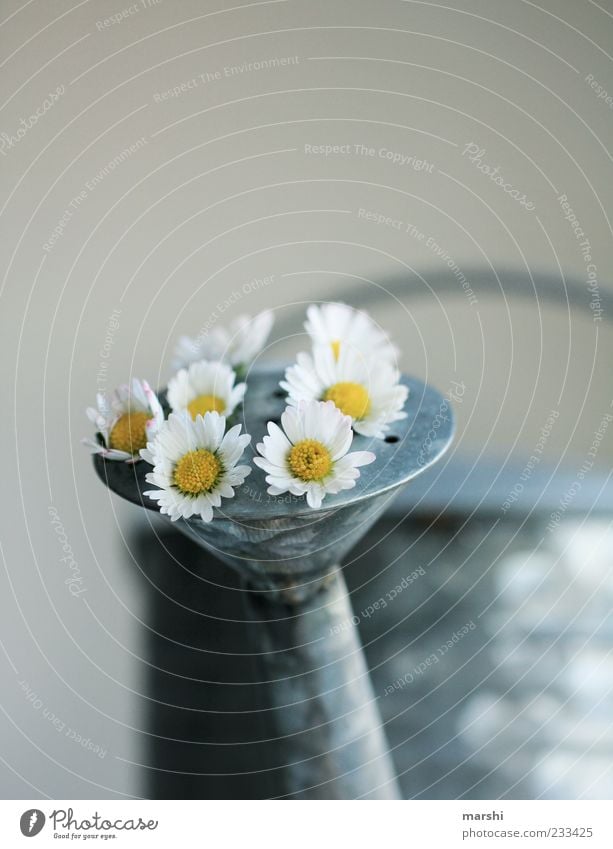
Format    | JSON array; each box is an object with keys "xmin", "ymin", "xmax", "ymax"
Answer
[{"xmin": 83, "ymin": 302, "xmax": 409, "ymax": 514}]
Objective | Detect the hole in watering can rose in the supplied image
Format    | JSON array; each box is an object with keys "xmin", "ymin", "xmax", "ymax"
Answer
[{"xmin": 384, "ymin": 435, "xmax": 399, "ymax": 444}]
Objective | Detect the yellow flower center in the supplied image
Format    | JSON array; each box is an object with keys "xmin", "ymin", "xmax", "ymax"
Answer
[
  {"xmin": 324, "ymin": 381, "xmax": 370, "ymax": 419},
  {"xmin": 109, "ymin": 411, "xmax": 150, "ymax": 454},
  {"xmin": 187, "ymin": 394, "xmax": 226, "ymax": 419},
  {"xmin": 331, "ymin": 339, "xmax": 341, "ymax": 360},
  {"xmin": 173, "ymin": 449, "xmax": 221, "ymax": 495},
  {"xmin": 288, "ymin": 439, "xmax": 332, "ymax": 482}
]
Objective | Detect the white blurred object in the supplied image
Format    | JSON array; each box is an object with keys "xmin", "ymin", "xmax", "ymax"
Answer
[
  {"xmin": 535, "ymin": 752, "xmax": 613, "ymax": 800},
  {"xmin": 551, "ymin": 521, "xmax": 613, "ymax": 595},
  {"xmin": 458, "ymin": 521, "xmax": 613, "ymax": 799}
]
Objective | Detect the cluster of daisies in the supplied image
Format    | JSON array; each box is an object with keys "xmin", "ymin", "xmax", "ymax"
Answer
[{"xmin": 83, "ymin": 304, "xmax": 408, "ymax": 522}]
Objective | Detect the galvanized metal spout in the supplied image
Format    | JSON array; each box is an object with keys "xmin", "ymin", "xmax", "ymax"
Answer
[{"xmin": 93, "ymin": 368, "xmax": 454, "ymax": 798}]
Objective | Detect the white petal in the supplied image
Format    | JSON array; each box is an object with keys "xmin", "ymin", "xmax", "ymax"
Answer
[
  {"xmin": 280, "ymin": 405, "xmax": 304, "ymax": 444},
  {"xmin": 200, "ymin": 504, "xmax": 214, "ymax": 523},
  {"xmin": 341, "ymin": 450, "xmax": 376, "ymax": 468},
  {"xmin": 305, "ymin": 486, "xmax": 324, "ymax": 509},
  {"xmin": 139, "ymin": 447, "xmax": 155, "ymax": 465}
]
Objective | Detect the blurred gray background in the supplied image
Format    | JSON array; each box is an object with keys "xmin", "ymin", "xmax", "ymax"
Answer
[{"xmin": 1, "ymin": 0, "xmax": 612, "ymax": 798}]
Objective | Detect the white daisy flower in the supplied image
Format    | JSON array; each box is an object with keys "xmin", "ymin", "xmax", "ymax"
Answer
[
  {"xmin": 140, "ymin": 411, "xmax": 251, "ymax": 523},
  {"xmin": 253, "ymin": 400, "xmax": 375, "ymax": 509},
  {"xmin": 305, "ymin": 302, "xmax": 398, "ymax": 363},
  {"xmin": 173, "ymin": 310, "xmax": 274, "ymax": 373},
  {"xmin": 280, "ymin": 346, "xmax": 408, "ymax": 439},
  {"xmin": 167, "ymin": 359, "xmax": 246, "ymax": 421},
  {"xmin": 82, "ymin": 378, "xmax": 164, "ymax": 463}
]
